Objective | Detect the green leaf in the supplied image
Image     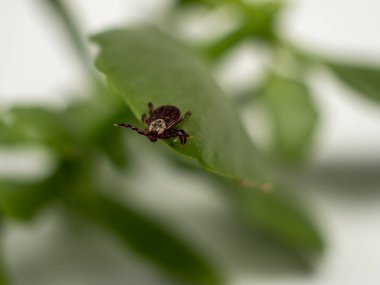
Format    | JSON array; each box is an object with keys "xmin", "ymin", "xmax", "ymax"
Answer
[
  {"xmin": 97, "ymin": 122, "xmax": 129, "ymax": 168},
  {"xmin": 203, "ymin": 25, "xmax": 252, "ymax": 60},
  {"xmin": 231, "ymin": 185, "xmax": 324, "ymax": 258},
  {"xmin": 8, "ymin": 99, "xmax": 130, "ymax": 167},
  {"xmin": 261, "ymin": 76, "xmax": 318, "ymax": 163},
  {"xmin": 9, "ymin": 106, "xmax": 73, "ymax": 153},
  {"xmin": 77, "ymin": 192, "xmax": 221, "ymax": 285},
  {"xmin": 92, "ymin": 27, "xmax": 270, "ymax": 183},
  {"xmin": 327, "ymin": 62, "xmax": 380, "ymax": 103},
  {"xmin": 63, "ymin": 101, "xmax": 106, "ymax": 144},
  {"xmin": 62, "ymin": 97, "xmax": 130, "ymax": 168},
  {"xmin": 62, "ymin": 95, "xmax": 117, "ymax": 144},
  {"xmin": 60, "ymin": 82, "xmax": 130, "ymax": 168},
  {"xmin": 0, "ymin": 180, "xmax": 55, "ymax": 220},
  {"xmin": 200, "ymin": 2, "xmax": 281, "ymax": 60}
]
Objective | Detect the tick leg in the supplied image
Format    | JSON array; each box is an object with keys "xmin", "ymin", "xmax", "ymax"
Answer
[
  {"xmin": 159, "ymin": 130, "xmax": 180, "ymax": 143},
  {"xmin": 179, "ymin": 129, "xmax": 188, "ymax": 144},
  {"xmin": 178, "ymin": 129, "xmax": 189, "ymax": 144},
  {"xmin": 175, "ymin": 111, "xmax": 191, "ymax": 127},
  {"xmin": 176, "ymin": 131, "xmax": 185, "ymax": 144},
  {"xmin": 114, "ymin": 123, "xmax": 145, "ymax": 136},
  {"xmin": 148, "ymin": 102, "xmax": 154, "ymax": 115},
  {"xmin": 141, "ymin": 113, "xmax": 148, "ymax": 123},
  {"xmin": 161, "ymin": 129, "xmax": 189, "ymax": 144}
]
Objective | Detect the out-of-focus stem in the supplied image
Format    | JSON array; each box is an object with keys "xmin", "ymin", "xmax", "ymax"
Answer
[{"xmin": 42, "ymin": 0, "xmax": 94, "ymax": 77}]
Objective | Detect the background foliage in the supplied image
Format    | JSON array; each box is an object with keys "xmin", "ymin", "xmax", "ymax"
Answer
[{"xmin": 1, "ymin": 0, "xmax": 380, "ymax": 284}]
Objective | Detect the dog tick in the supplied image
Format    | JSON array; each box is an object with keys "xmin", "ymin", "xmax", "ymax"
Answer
[{"xmin": 114, "ymin": 102, "xmax": 191, "ymax": 144}]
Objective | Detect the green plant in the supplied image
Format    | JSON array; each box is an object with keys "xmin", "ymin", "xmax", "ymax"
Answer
[{"xmin": 1, "ymin": 0, "xmax": 380, "ymax": 284}]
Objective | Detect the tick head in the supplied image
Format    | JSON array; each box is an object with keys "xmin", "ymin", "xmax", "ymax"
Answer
[
  {"xmin": 148, "ymin": 134, "xmax": 158, "ymax": 142},
  {"xmin": 148, "ymin": 119, "xmax": 167, "ymax": 135}
]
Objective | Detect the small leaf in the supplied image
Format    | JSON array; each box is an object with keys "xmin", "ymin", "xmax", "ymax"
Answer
[
  {"xmin": 328, "ymin": 62, "xmax": 380, "ymax": 102},
  {"xmin": 231, "ymin": 185, "xmax": 324, "ymax": 257},
  {"xmin": 92, "ymin": 27, "xmax": 271, "ymax": 183},
  {"xmin": 261, "ymin": 76, "xmax": 318, "ymax": 163},
  {"xmin": 76, "ymin": 192, "xmax": 221, "ymax": 285},
  {"xmin": 0, "ymin": 180, "xmax": 55, "ymax": 220}
]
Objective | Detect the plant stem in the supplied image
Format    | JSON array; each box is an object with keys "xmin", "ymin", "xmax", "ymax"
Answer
[{"xmin": 42, "ymin": 0, "xmax": 94, "ymax": 77}]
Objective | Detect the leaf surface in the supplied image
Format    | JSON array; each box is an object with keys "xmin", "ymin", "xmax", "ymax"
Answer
[
  {"xmin": 232, "ymin": 185, "xmax": 324, "ymax": 257},
  {"xmin": 261, "ymin": 77, "xmax": 318, "ymax": 163},
  {"xmin": 93, "ymin": 27, "xmax": 270, "ymax": 183}
]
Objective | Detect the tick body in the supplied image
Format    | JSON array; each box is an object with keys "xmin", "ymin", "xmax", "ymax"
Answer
[{"xmin": 114, "ymin": 102, "xmax": 191, "ymax": 144}]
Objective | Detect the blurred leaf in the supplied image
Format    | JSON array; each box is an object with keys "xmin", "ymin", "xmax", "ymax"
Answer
[
  {"xmin": 176, "ymin": 0, "xmax": 282, "ymax": 11},
  {"xmin": 175, "ymin": 0, "xmax": 224, "ymax": 7},
  {"xmin": 203, "ymin": 25, "xmax": 252, "ymax": 60},
  {"xmin": 261, "ymin": 76, "xmax": 318, "ymax": 163},
  {"xmin": 327, "ymin": 62, "xmax": 380, "ymax": 103},
  {"xmin": 8, "ymin": 98, "xmax": 130, "ymax": 168},
  {"xmin": 76, "ymin": 192, "xmax": 221, "ymax": 285},
  {"xmin": 201, "ymin": 2, "xmax": 281, "ymax": 60},
  {"xmin": 9, "ymin": 106, "xmax": 74, "ymax": 154},
  {"xmin": 63, "ymin": 101, "xmax": 105, "ymax": 143},
  {"xmin": 175, "ymin": 0, "xmax": 210, "ymax": 6},
  {"xmin": 232, "ymin": 185, "xmax": 324, "ymax": 258},
  {"xmin": 0, "ymin": 180, "xmax": 55, "ymax": 220},
  {"xmin": 63, "ymin": 100, "xmax": 117, "ymax": 144},
  {"xmin": 61, "ymin": 81, "xmax": 131, "ymax": 167},
  {"xmin": 242, "ymin": 1, "xmax": 281, "ymax": 39},
  {"xmin": 97, "ymin": 123, "xmax": 129, "ymax": 168},
  {"xmin": 93, "ymin": 26, "xmax": 271, "ymax": 183},
  {"xmin": 62, "ymin": 97, "xmax": 130, "ymax": 168}
]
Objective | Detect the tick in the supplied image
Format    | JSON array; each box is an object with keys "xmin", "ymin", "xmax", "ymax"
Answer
[{"xmin": 114, "ymin": 102, "xmax": 191, "ymax": 144}]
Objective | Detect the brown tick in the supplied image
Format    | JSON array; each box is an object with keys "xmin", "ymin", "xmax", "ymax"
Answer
[{"xmin": 114, "ymin": 102, "xmax": 191, "ymax": 144}]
